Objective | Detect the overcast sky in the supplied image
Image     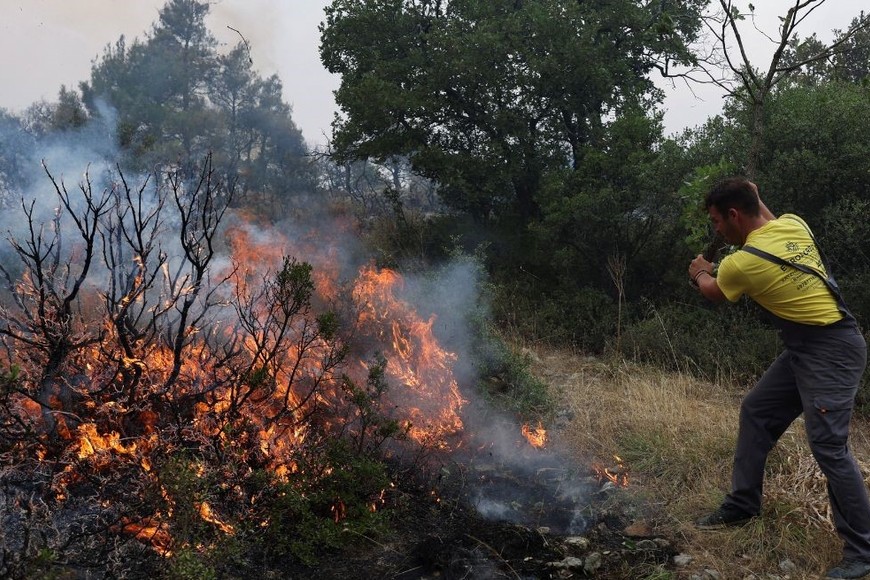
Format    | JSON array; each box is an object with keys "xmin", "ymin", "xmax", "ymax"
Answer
[{"xmin": 0, "ymin": 1, "xmax": 862, "ymax": 147}]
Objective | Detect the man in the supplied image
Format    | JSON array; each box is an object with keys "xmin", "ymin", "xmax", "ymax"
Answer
[{"xmin": 688, "ymin": 177, "xmax": 870, "ymax": 579}]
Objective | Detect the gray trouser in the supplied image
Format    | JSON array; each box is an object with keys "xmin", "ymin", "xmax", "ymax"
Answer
[{"xmin": 723, "ymin": 324, "xmax": 870, "ymax": 560}]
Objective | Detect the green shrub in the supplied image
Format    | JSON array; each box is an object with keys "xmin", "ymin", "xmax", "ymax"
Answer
[
  {"xmin": 167, "ymin": 547, "xmax": 217, "ymax": 580},
  {"xmin": 251, "ymin": 440, "xmax": 392, "ymax": 566},
  {"xmin": 472, "ymin": 325, "xmax": 552, "ymax": 419},
  {"xmin": 363, "ymin": 204, "xmax": 459, "ymax": 269},
  {"xmin": 621, "ymin": 300, "xmax": 780, "ymax": 384},
  {"xmin": 155, "ymin": 373, "xmax": 398, "ymax": 573},
  {"xmin": 491, "ymin": 282, "xmax": 617, "ymax": 353},
  {"xmin": 160, "ymin": 456, "xmax": 214, "ymax": 544}
]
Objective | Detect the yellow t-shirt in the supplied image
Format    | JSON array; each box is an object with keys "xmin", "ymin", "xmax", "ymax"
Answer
[{"xmin": 716, "ymin": 214, "xmax": 842, "ymax": 325}]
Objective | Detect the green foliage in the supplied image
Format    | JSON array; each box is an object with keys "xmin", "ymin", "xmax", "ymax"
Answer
[
  {"xmin": 322, "ymin": 0, "xmax": 705, "ymax": 222},
  {"xmin": 253, "ymin": 441, "xmax": 392, "ymax": 566},
  {"xmin": 758, "ymin": 83, "xmax": 870, "ymax": 218},
  {"xmin": 243, "ymin": 364, "xmax": 274, "ymax": 392},
  {"xmin": 821, "ymin": 196, "xmax": 870, "ymax": 333},
  {"xmin": 363, "ymin": 193, "xmax": 454, "ymax": 269},
  {"xmin": 51, "ymin": 86, "xmax": 89, "ymax": 131},
  {"xmin": 339, "ymin": 354, "xmax": 410, "ymax": 454},
  {"xmin": 831, "ymin": 14, "xmax": 870, "ymax": 84},
  {"xmin": 621, "ymin": 301, "xmax": 780, "ymax": 384},
  {"xmin": 821, "ymin": 196, "xmax": 870, "ymax": 274},
  {"xmin": 271, "ymin": 257, "xmax": 314, "ymax": 313},
  {"xmin": 317, "ymin": 310, "xmax": 340, "ymax": 341},
  {"xmin": 0, "ymin": 109, "xmax": 36, "ymax": 192},
  {"xmin": 469, "ymin": 315, "xmax": 552, "ymax": 419},
  {"xmin": 677, "ymin": 160, "xmax": 736, "ymax": 252},
  {"xmin": 167, "ymin": 548, "xmax": 217, "ymax": 580},
  {"xmin": 158, "ymin": 456, "xmax": 243, "ymax": 579},
  {"xmin": 12, "ymin": 548, "xmax": 62, "ymax": 580},
  {"xmin": 447, "ymin": 109, "xmax": 697, "ymax": 356},
  {"xmin": 529, "ymin": 110, "xmax": 698, "ymax": 308},
  {"xmin": 0, "ymin": 364, "xmax": 20, "ymax": 387},
  {"xmin": 780, "ymin": 14, "xmax": 870, "ymax": 86},
  {"xmin": 156, "ymin": 434, "xmax": 394, "ymax": 572},
  {"xmin": 160, "ymin": 456, "xmax": 215, "ymax": 546},
  {"xmin": 77, "ymin": 0, "xmax": 311, "ymax": 206}
]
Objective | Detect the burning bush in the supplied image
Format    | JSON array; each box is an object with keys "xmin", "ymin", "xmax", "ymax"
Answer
[{"xmin": 0, "ymin": 155, "xmax": 465, "ymax": 576}]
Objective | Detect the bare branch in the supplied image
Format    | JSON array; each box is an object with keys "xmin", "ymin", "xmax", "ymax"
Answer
[{"xmin": 772, "ymin": 10, "xmax": 870, "ymax": 81}]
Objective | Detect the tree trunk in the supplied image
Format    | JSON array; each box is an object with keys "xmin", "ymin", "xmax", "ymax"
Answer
[{"xmin": 745, "ymin": 92, "xmax": 767, "ymax": 181}]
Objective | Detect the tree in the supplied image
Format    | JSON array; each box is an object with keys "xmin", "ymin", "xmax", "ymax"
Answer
[
  {"xmin": 241, "ymin": 74, "xmax": 311, "ymax": 201},
  {"xmin": 147, "ymin": 0, "xmax": 218, "ymax": 159},
  {"xmin": 52, "ymin": 85, "xmax": 89, "ymax": 131},
  {"xmin": 774, "ymin": 14, "xmax": 870, "ymax": 87},
  {"xmin": 212, "ymin": 43, "xmax": 259, "ymax": 178},
  {"xmin": 0, "ymin": 109, "xmax": 36, "ymax": 198},
  {"xmin": 81, "ymin": 0, "xmax": 217, "ymax": 165},
  {"xmin": 0, "ymin": 165, "xmax": 112, "ymax": 439},
  {"xmin": 211, "ymin": 44, "xmax": 311, "ymax": 205},
  {"xmin": 757, "ymin": 82, "xmax": 870, "ymax": 221},
  {"xmin": 526, "ymin": 109, "xmax": 697, "ymax": 346},
  {"xmin": 779, "ymin": 33, "xmax": 833, "ymax": 87},
  {"xmin": 831, "ymin": 13, "xmax": 870, "ymax": 84},
  {"xmin": 321, "ymin": 0, "xmax": 705, "ymax": 224},
  {"xmin": 690, "ymin": 0, "xmax": 870, "ymax": 177},
  {"xmin": 79, "ymin": 0, "xmax": 311, "ymax": 212}
]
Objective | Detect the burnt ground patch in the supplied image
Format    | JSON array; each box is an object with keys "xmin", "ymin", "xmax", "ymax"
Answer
[
  {"xmin": 0, "ymin": 448, "xmax": 677, "ymax": 579},
  {"xmin": 299, "ymin": 461, "xmax": 678, "ymax": 580}
]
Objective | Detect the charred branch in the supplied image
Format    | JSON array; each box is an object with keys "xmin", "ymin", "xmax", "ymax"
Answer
[
  {"xmin": 162, "ymin": 153, "xmax": 233, "ymax": 394},
  {"xmin": 0, "ymin": 165, "xmax": 110, "ymax": 441}
]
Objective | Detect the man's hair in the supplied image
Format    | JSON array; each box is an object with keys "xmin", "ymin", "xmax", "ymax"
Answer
[{"xmin": 704, "ymin": 177, "xmax": 761, "ymax": 217}]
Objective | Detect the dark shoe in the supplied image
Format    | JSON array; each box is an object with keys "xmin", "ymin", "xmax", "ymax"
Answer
[
  {"xmin": 694, "ymin": 505, "xmax": 754, "ymax": 530},
  {"xmin": 826, "ymin": 558, "xmax": 870, "ymax": 579}
]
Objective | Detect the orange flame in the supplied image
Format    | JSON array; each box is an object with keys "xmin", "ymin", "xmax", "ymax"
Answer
[
  {"xmin": 76, "ymin": 423, "xmax": 138, "ymax": 460},
  {"xmin": 112, "ymin": 516, "xmax": 173, "ymax": 554},
  {"xmin": 331, "ymin": 498, "xmax": 347, "ymax": 523},
  {"xmin": 353, "ymin": 264, "xmax": 465, "ymax": 447},
  {"xmin": 521, "ymin": 422, "xmax": 547, "ymax": 448},
  {"xmin": 197, "ymin": 501, "xmax": 235, "ymax": 534},
  {"xmin": 9, "ymin": 208, "xmax": 471, "ymax": 554},
  {"xmin": 592, "ymin": 455, "xmax": 629, "ymax": 487}
]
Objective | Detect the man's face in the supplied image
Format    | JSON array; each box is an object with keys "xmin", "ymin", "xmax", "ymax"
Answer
[{"xmin": 708, "ymin": 206, "xmax": 740, "ymax": 245}]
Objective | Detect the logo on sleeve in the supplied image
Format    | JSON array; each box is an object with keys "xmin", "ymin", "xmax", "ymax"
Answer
[{"xmin": 785, "ymin": 241, "xmax": 800, "ymax": 253}]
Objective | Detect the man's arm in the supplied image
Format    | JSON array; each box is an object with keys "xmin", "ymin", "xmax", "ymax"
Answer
[
  {"xmin": 750, "ymin": 182, "xmax": 776, "ymax": 220},
  {"xmin": 689, "ymin": 254, "xmax": 728, "ymax": 303},
  {"xmin": 695, "ymin": 271, "xmax": 727, "ymax": 303}
]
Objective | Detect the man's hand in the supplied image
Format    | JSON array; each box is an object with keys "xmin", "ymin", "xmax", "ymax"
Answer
[
  {"xmin": 688, "ymin": 254, "xmax": 727, "ymax": 302},
  {"xmin": 689, "ymin": 254, "xmax": 714, "ymax": 284}
]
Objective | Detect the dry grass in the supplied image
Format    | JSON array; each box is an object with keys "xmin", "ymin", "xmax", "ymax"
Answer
[{"xmin": 527, "ymin": 344, "xmax": 870, "ymax": 579}]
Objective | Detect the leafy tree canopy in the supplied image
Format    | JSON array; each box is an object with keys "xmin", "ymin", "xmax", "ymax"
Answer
[
  {"xmin": 321, "ymin": 0, "xmax": 706, "ymax": 222},
  {"xmin": 78, "ymin": 0, "xmax": 311, "ymax": 208}
]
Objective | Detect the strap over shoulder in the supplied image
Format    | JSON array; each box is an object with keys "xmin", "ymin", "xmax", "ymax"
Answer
[{"xmin": 741, "ymin": 244, "xmax": 851, "ymax": 318}]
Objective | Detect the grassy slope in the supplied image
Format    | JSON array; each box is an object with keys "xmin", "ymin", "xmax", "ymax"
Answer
[{"xmin": 528, "ymin": 345, "xmax": 870, "ymax": 579}]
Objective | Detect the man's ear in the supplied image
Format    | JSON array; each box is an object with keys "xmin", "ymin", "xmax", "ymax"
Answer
[{"xmin": 726, "ymin": 207, "xmax": 740, "ymax": 221}]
